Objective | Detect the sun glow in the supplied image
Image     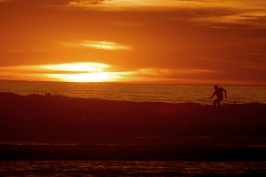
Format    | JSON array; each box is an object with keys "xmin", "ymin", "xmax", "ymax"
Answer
[
  {"xmin": 42, "ymin": 62, "xmax": 121, "ymax": 82},
  {"xmin": 45, "ymin": 72, "xmax": 119, "ymax": 82},
  {"xmin": 0, "ymin": 62, "xmax": 135, "ymax": 82},
  {"xmin": 42, "ymin": 62, "xmax": 109, "ymax": 72}
]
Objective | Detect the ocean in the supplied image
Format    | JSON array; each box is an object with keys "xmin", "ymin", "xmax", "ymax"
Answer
[
  {"xmin": 1, "ymin": 160, "xmax": 266, "ymax": 177},
  {"xmin": 0, "ymin": 81, "xmax": 265, "ymax": 105},
  {"xmin": 1, "ymin": 81, "xmax": 266, "ymax": 177}
]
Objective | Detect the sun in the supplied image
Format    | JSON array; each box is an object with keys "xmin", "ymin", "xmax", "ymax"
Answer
[
  {"xmin": 42, "ymin": 62, "xmax": 121, "ymax": 82},
  {"xmin": 64, "ymin": 73, "xmax": 110, "ymax": 82}
]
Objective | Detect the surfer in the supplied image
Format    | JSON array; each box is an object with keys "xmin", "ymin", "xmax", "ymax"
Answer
[{"xmin": 210, "ymin": 85, "xmax": 227, "ymax": 106}]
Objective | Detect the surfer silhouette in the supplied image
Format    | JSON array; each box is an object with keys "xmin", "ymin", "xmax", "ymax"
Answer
[{"xmin": 210, "ymin": 85, "xmax": 227, "ymax": 106}]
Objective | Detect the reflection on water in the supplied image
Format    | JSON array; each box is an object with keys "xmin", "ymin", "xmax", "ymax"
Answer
[{"xmin": 1, "ymin": 161, "xmax": 266, "ymax": 177}]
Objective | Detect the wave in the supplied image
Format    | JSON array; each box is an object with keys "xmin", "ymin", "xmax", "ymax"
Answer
[
  {"xmin": 0, "ymin": 92, "xmax": 265, "ymax": 135},
  {"xmin": 1, "ymin": 92, "xmax": 266, "ymax": 160}
]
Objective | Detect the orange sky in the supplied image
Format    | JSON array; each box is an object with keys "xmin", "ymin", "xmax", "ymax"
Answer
[{"xmin": 0, "ymin": 0, "xmax": 266, "ymax": 85}]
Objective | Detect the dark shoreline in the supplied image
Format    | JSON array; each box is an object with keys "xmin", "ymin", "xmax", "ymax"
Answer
[{"xmin": 1, "ymin": 92, "xmax": 266, "ymax": 161}]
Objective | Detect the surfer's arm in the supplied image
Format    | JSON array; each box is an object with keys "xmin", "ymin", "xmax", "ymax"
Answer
[
  {"xmin": 223, "ymin": 88, "xmax": 227, "ymax": 99},
  {"xmin": 209, "ymin": 92, "xmax": 215, "ymax": 99}
]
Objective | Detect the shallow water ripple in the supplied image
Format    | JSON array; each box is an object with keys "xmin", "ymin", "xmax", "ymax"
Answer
[{"xmin": 1, "ymin": 161, "xmax": 266, "ymax": 177}]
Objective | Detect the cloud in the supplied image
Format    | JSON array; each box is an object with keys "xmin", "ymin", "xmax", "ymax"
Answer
[
  {"xmin": 62, "ymin": 40, "xmax": 132, "ymax": 50},
  {"xmin": 0, "ymin": 62, "xmax": 118, "ymax": 82},
  {"xmin": 42, "ymin": 62, "xmax": 110, "ymax": 72},
  {"xmin": 67, "ymin": 0, "xmax": 265, "ymax": 9},
  {"xmin": 69, "ymin": 0, "xmax": 104, "ymax": 5},
  {"xmin": 188, "ymin": 1, "xmax": 266, "ymax": 28},
  {"xmin": 124, "ymin": 67, "xmax": 220, "ymax": 82},
  {"xmin": 68, "ymin": 0, "xmax": 217, "ymax": 9},
  {"xmin": 0, "ymin": 62, "xmax": 109, "ymax": 74},
  {"xmin": 193, "ymin": 11, "xmax": 266, "ymax": 29},
  {"xmin": 67, "ymin": 0, "xmax": 266, "ymax": 29}
]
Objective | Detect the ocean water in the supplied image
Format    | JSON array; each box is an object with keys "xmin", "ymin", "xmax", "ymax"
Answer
[
  {"xmin": 0, "ymin": 81, "xmax": 265, "ymax": 105},
  {"xmin": 1, "ymin": 82, "xmax": 266, "ymax": 176},
  {"xmin": 1, "ymin": 160, "xmax": 266, "ymax": 177}
]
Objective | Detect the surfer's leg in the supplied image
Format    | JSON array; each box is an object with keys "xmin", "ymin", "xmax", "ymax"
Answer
[{"xmin": 213, "ymin": 99, "xmax": 220, "ymax": 106}]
